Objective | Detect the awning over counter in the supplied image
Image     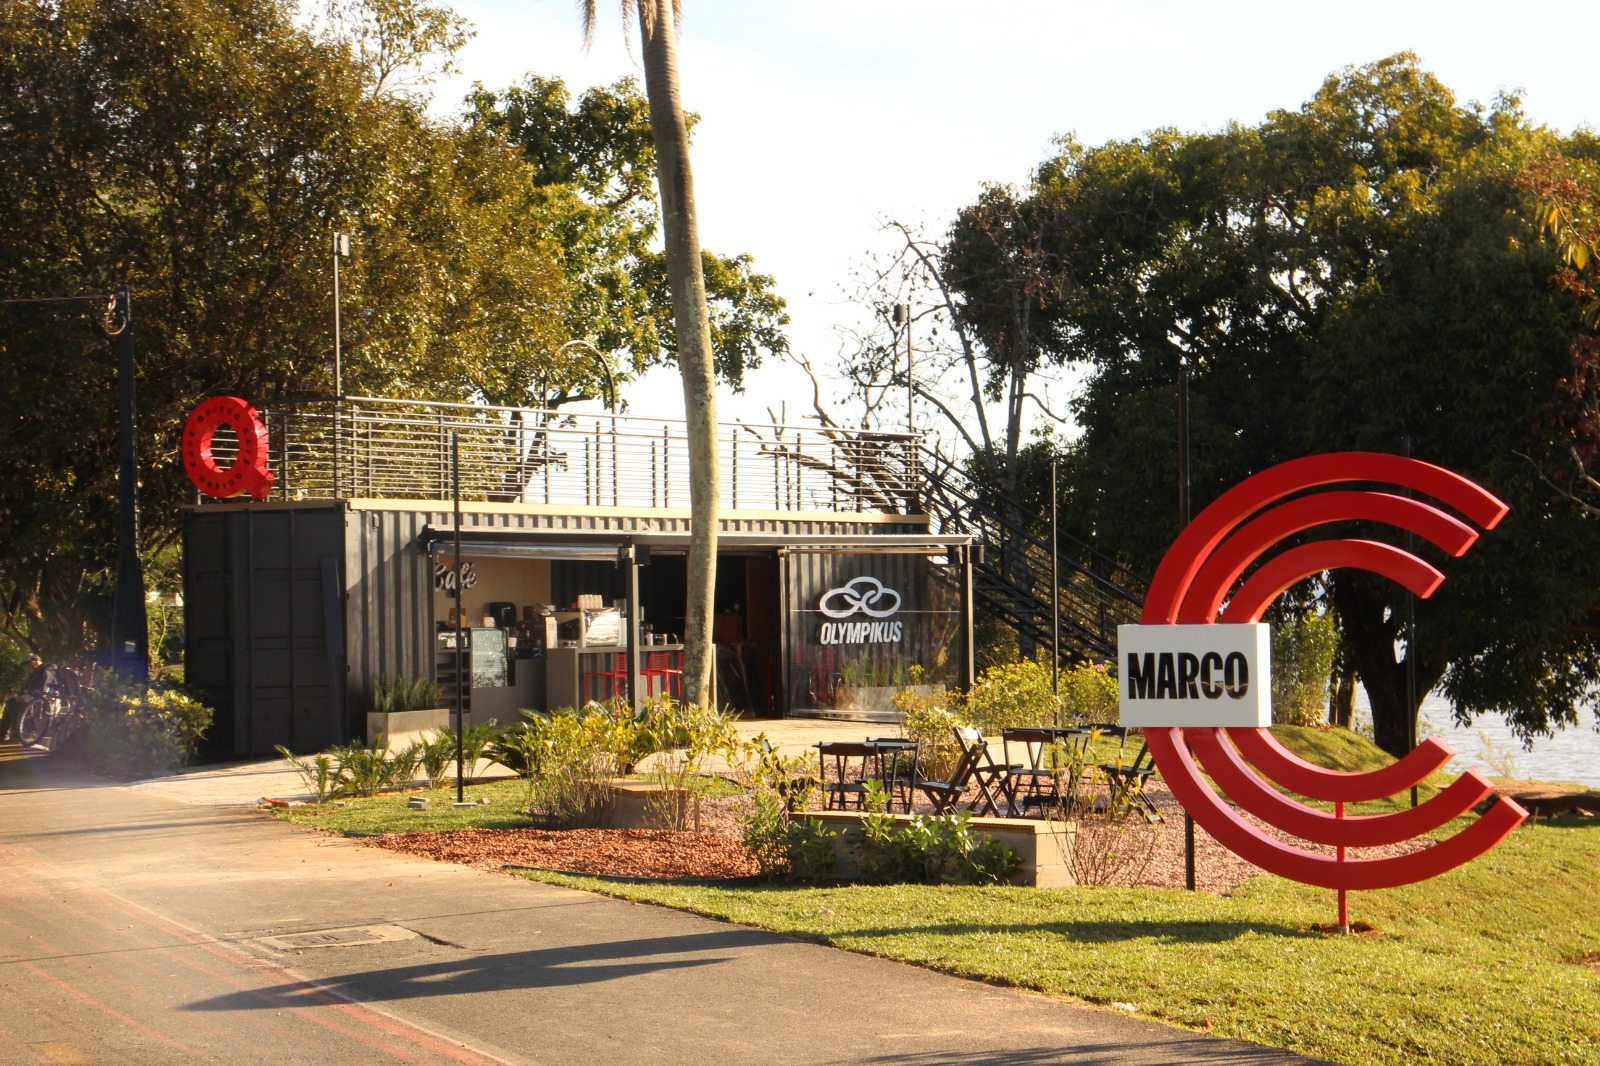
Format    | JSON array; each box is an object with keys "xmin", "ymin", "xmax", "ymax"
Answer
[{"xmin": 420, "ymin": 527, "xmax": 972, "ymax": 559}]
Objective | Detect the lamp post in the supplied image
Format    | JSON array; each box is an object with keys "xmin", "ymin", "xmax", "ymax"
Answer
[
  {"xmin": 891, "ymin": 303, "xmax": 913, "ymax": 435},
  {"xmin": 332, "ymin": 232, "xmax": 351, "ymax": 397},
  {"xmin": 332, "ymin": 232, "xmax": 351, "ymax": 499},
  {"xmin": 556, "ymin": 339, "xmax": 617, "ymax": 411}
]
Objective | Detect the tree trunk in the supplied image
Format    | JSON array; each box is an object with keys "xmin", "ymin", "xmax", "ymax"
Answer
[
  {"xmin": 1328, "ymin": 658, "xmax": 1355, "ymax": 730},
  {"xmin": 1331, "ymin": 577, "xmax": 1445, "ymax": 759},
  {"xmin": 637, "ymin": 3, "xmax": 719, "ymax": 709}
]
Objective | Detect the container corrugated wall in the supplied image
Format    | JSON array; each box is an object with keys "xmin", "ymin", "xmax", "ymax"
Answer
[
  {"xmin": 183, "ymin": 505, "xmax": 349, "ymax": 757},
  {"xmin": 344, "ymin": 508, "xmax": 437, "ymax": 717}
]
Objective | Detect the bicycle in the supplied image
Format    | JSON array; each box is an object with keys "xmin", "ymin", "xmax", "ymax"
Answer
[{"xmin": 18, "ymin": 667, "xmax": 84, "ymax": 750}]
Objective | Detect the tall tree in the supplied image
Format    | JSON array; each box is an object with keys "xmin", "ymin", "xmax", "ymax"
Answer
[
  {"xmin": 996, "ymin": 55, "xmax": 1600, "ymax": 754},
  {"xmin": 0, "ymin": 0, "xmax": 556, "ymax": 654},
  {"xmin": 579, "ymin": 0, "xmax": 719, "ymax": 708}
]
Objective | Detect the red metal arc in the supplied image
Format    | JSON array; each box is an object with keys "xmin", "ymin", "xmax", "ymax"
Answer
[
  {"xmin": 1224, "ymin": 727, "xmax": 1454, "ymax": 803},
  {"xmin": 1176, "ymin": 491, "xmax": 1479, "ymax": 624},
  {"xmin": 1184, "ymin": 727, "xmax": 1494, "ymax": 847},
  {"xmin": 182, "ymin": 396, "xmax": 275, "ymax": 500},
  {"xmin": 1137, "ymin": 452, "xmax": 1526, "ymax": 892},
  {"xmin": 1218, "ymin": 540, "xmax": 1444, "ymax": 624},
  {"xmin": 1143, "ymin": 452, "xmax": 1508, "ymax": 626},
  {"xmin": 1145, "ymin": 727, "xmax": 1528, "ymax": 891}
]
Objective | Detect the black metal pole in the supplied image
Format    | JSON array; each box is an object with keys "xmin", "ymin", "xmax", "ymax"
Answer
[
  {"xmin": 1405, "ymin": 435, "xmax": 1418, "ymax": 808},
  {"xmin": 452, "ymin": 432, "xmax": 465, "ymax": 804},
  {"xmin": 1179, "ymin": 364, "xmax": 1196, "ymax": 891},
  {"xmin": 1050, "ymin": 458, "xmax": 1060, "ymax": 706},
  {"xmin": 625, "ymin": 542, "xmax": 641, "ymax": 715},
  {"xmin": 110, "ymin": 284, "xmax": 149, "ymax": 681}
]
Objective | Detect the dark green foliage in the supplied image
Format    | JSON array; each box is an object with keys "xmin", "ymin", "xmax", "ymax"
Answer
[{"xmin": 0, "ymin": 1, "xmax": 787, "ymax": 661}]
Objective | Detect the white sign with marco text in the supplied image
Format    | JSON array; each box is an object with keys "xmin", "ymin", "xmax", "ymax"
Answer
[{"xmin": 1118, "ymin": 623, "xmax": 1271, "ymax": 728}]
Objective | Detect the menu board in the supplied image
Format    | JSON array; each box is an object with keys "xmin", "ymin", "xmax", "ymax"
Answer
[{"xmin": 470, "ymin": 627, "xmax": 509, "ymax": 688}]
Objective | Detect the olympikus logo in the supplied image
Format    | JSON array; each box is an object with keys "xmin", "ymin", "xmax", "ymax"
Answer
[
  {"xmin": 818, "ymin": 620, "xmax": 905, "ymax": 645},
  {"xmin": 1125, "ymin": 651, "xmax": 1250, "ymax": 700}
]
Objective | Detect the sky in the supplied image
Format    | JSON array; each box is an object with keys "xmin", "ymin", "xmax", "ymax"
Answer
[{"xmin": 420, "ymin": 0, "xmax": 1598, "ymax": 428}]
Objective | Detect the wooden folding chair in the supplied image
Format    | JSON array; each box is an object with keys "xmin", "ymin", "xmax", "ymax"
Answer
[
  {"xmin": 1099, "ymin": 731, "xmax": 1163, "ymax": 823},
  {"xmin": 918, "ymin": 728, "xmax": 1013, "ymax": 816},
  {"xmin": 915, "ymin": 735, "xmax": 983, "ymax": 815}
]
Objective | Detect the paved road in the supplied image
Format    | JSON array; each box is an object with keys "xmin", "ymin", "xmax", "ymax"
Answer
[{"xmin": 0, "ymin": 746, "xmax": 1334, "ymax": 1065}]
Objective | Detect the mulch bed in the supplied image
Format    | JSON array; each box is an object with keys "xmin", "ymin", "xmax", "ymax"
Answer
[
  {"xmin": 371, "ymin": 827, "xmax": 760, "ymax": 880},
  {"xmin": 357, "ymin": 781, "xmax": 1434, "ymax": 892}
]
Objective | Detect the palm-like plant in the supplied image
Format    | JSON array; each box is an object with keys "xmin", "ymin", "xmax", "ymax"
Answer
[{"xmin": 581, "ymin": 0, "xmax": 719, "ymax": 709}]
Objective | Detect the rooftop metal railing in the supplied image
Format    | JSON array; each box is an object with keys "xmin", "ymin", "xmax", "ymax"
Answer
[{"xmin": 220, "ymin": 397, "xmax": 921, "ymax": 515}]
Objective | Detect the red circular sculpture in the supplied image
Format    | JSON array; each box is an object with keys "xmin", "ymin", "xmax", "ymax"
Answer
[
  {"xmin": 182, "ymin": 396, "xmax": 276, "ymax": 500},
  {"xmin": 1138, "ymin": 452, "xmax": 1528, "ymax": 892}
]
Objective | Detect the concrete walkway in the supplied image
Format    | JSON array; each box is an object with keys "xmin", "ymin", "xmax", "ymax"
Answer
[
  {"xmin": 127, "ymin": 718, "xmax": 876, "ymax": 807},
  {"xmin": 0, "ymin": 741, "xmax": 1334, "ymax": 1065}
]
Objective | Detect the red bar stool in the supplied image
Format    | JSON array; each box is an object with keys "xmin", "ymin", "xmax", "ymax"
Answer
[
  {"xmin": 582, "ymin": 653, "xmax": 629, "ymax": 703},
  {"xmin": 641, "ymin": 651, "xmax": 682, "ymax": 699}
]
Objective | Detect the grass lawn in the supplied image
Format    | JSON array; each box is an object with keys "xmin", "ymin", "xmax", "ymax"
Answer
[
  {"xmin": 272, "ymin": 772, "xmax": 744, "ymax": 834},
  {"xmin": 516, "ymin": 816, "xmax": 1599, "ymax": 1066},
  {"xmin": 273, "ymin": 729, "xmax": 1600, "ymax": 1065}
]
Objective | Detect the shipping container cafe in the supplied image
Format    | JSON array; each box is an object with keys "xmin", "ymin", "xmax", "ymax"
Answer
[{"xmin": 182, "ymin": 397, "xmax": 974, "ymax": 756}]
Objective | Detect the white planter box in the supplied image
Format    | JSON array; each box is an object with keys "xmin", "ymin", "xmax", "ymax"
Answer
[{"xmin": 366, "ymin": 708, "xmax": 451, "ymax": 750}]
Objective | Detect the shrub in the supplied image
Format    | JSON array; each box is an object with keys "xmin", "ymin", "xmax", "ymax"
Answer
[
  {"xmin": 435, "ymin": 720, "xmax": 502, "ymax": 782},
  {"xmin": 742, "ymin": 733, "xmax": 817, "ymax": 813},
  {"xmin": 965, "ymin": 658, "xmax": 1073, "ymax": 732},
  {"xmin": 70, "ymin": 674, "xmax": 214, "ymax": 779},
  {"xmin": 327, "ymin": 738, "xmax": 419, "ymax": 798},
  {"xmin": 642, "ymin": 697, "xmax": 741, "ymax": 830},
  {"xmin": 521, "ymin": 708, "xmax": 628, "ymax": 827},
  {"xmin": 894, "ymin": 685, "xmax": 967, "ymax": 781},
  {"xmin": 1059, "ymin": 660, "xmax": 1119, "ymax": 724},
  {"xmin": 1271, "ymin": 613, "xmax": 1339, "ymax": 726},
  {"xmin": 372, "ymin": 675, "xmax": 441, "ymax": 713},
  {"xmin": 881, "ymin": 812, "xmax": 1020, "ymax": 885},
  {"xmin": 276, "ymin": 746, "xmax": 339, "ymax": 802},
  {"xmin": 742, "ymin": 803, "xmax": 1020, "ymax": 886},
  {"xmin": 487, "ymin": 721, "xmax": 539, "ymax": 779},
  {"xmin": 417, "ymin": 729, "xmax": 458, "ymax": 789}
]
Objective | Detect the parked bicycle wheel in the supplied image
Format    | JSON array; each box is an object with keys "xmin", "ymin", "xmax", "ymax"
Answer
[{"xmin": 18, "ymin": 697, "xmax": 50, "ymax": 747}]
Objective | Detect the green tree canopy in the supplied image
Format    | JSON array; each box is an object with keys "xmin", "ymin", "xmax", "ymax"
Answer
[
  {"xmin": 0, "ymin": 0, "xmax": 786, "ymax": 659},
  {"xmin": 467, "ymin": 74, "xmax": 787, "ymax": 393},
  {"xmin": 950, "ymin": 54, "xmax": 1600, "ymax": 753}
]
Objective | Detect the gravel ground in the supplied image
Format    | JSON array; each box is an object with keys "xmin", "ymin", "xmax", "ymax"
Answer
[{"xmin": 363, "ymin": 777, "xmax": 1430, "ymax": 893}]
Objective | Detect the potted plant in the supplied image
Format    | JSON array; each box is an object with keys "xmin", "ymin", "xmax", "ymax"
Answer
[{"xmin": 367, "ymin": 675, "xmax": 449, "ymax": 749}]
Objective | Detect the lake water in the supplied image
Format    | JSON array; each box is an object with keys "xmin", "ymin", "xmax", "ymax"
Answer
[{"xmin": 1354, "ymin": 692, "xmax": 1600, "ymax": 788}]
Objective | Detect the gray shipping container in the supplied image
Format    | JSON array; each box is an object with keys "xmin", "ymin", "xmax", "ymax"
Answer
[{"xmin": 185, "ymin": 500, "xmax": 946, "ymax": 757}]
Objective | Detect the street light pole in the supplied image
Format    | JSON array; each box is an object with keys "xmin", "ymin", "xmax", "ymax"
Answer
[
  {"xmin": 892, "ymin": 303, "xmax": 913, "ymax": 435},
  {"xmin": 332, "ymin": 232, "xmax": 350, "ymax": 397},
  {"xmin": 332, "ymin": 232, "xmax": 351, "ymax": 500}
]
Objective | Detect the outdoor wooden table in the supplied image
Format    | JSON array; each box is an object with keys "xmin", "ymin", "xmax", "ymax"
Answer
[
  {"xmin": 816, "ymin": 738, "xmax": 921, "ymax": 813},
  {"xmin": 1000, "ymin": 726, "xmax": 1093, "ymax": 817},
  {"xmin": 864, "ymin": 738, "xmax": 920, "ymax": 813}
]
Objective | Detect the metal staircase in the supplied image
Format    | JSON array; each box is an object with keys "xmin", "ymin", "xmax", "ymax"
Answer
[{"xmin": 920, "ymin": 453, "xmax": 1147, "ymax": 662}]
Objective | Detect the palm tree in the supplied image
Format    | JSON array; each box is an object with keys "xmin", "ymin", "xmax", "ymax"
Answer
[{"xmin": 581, "ymin": 0, "xmax": 719, "ymax": 709}]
